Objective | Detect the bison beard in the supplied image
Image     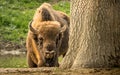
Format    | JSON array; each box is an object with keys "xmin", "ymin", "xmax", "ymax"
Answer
[
  {"xmin": 26, "ymin": 3, "xmax": 69, "ymax": 67},
  {"xmin": 45, "ymin": 55, "xmax": 59, "ymax": 67},
  {"xmin": 45, "ymin": 58, "xmax": 55, "ymax": 67}
]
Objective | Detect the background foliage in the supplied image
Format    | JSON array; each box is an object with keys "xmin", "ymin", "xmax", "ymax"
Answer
[{"xmin": 0, "ymin": 0, "xmax": 70, "ymax": 43}]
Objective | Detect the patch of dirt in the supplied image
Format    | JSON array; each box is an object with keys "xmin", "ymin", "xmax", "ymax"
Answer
[
  {"xmin": 0, "ymin": 40, "xmax": 25, "ymax": 51},
  {"xmin": 0, "ymin": 40, "xmax": 26, "ymax": 55},
  {"xmin": 0, "ymin": 68, "xmax": 119, "ymax": 75}
]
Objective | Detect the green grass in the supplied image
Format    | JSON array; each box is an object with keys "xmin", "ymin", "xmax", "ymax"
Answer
[
  {"xmin": 0, "ymin": 0, "xmax": 70, "ymax": 43},
  {"xmin": 0, "ymin": 55, "xmax": 27, "ymax": 68},
  {"xmin": 0, "ymin": 55, "xmax": 63, "ymax": 68},
  {"xmin": 53, "ymin": 1, "xmax": 70, "ymax": 15}
]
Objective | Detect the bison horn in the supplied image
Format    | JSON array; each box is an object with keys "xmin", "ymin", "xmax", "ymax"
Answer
[
  {"xmin": 29, "ymin": 20, "xmax": 38, "ymax": 34},
  {"xmin": 60, "ymin": 25, "xmax": 67, "ymax": 33}
]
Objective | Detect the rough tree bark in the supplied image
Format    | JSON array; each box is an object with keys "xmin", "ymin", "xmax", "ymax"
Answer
[{"xmin": 60, "ymin": 0, "xmax": 120, "ymax": 69}]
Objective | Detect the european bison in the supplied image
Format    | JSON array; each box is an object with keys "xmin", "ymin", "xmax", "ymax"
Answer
[{"xmin": 26, "ymin": 3, "xmax": 69, "ymax": 67}]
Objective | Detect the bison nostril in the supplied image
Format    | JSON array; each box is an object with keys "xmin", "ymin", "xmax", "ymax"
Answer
[
  {"xmin": 45, "ymin": 51, "xmax": 50, "ymax": 54},
  {"xmin": 45, "ymin": 50, "xmax": 55, "ymax": 59},
  {"xmin": 45, "ymin": 50, "xmax": 55, "ymax": 54},
  {"xmin": 50, "ymin": 51, "xmax": 55, "ymax": 54}
]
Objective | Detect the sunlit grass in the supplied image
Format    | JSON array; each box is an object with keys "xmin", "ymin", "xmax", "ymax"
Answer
[
  {"xmin": 53, "ymin": 1, "xmax": 70, "ymax": 15},
  {"xmin": 0, "ymin": 55, "xmax": 63, "ymax": 68},
  {"xmin": 0, "ymin": 55, "xmax": 27, "ymax": 68},
  {"xmin": 0, "ymin": 0, "xmax": 70, "ymax": 44}
]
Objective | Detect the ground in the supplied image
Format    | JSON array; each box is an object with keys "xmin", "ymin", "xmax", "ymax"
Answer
[
  {"xmin": 0, "ymin": 68, "xmax": 120, "ymax": 75},
  {"xmin": 0, "ymin": 40, "xmax": 120, "ymax": 75}
]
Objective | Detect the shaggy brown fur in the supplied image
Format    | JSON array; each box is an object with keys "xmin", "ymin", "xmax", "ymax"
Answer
[{"xmin": 26, "ymin": 3, "xmax": 69, "ymax": 67}]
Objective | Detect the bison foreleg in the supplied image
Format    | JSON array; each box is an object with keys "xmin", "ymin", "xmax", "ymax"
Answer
[{"xmin": 31, "ymin": 39, "xmax": 45, "ymax": 67}]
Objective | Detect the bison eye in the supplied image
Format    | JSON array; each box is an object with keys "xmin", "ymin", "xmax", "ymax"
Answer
[
  {"xmin": 38, "ymin": 37, "xmax": 44, "ymax": 46},
  {"xmin": 33, "ymin": 34, "xmax": 38, "ymax": 41},
  {"xmin": 56, "ymin": 33, "xmax": 62, "ymax": 46}
]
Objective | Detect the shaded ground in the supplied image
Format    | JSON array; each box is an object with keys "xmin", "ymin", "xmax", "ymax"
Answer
[
  {"xmin": 0, "ymin": 68, "xmax": 120, "ymax": 75},
  {"xmin": 0, "ymin": 42, "xmax": 120, "ymax": 75},
  {"xmin": 0, "ymin": 41, "xmax": 120, "ymax": 75}
]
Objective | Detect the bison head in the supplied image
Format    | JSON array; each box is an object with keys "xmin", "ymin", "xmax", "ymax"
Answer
[{"xmin": 29, "ymin": 21, "xmax": 67, "ymax": 60}]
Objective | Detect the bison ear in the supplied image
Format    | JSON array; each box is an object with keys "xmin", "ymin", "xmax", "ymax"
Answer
[
  {"xmin": 29, "ymin": 20, "xmax": 38, "ymax": 34},
  {"xmin": 60, "ymin": 25, "xmax": 67, "ymax": 33}
]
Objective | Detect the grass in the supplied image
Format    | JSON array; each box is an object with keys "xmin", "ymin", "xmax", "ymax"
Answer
[
  {"xmin": 0, "ymin": 55, "xmax": 27, "ymax": 68},
  {"xmin": 0, "ymin": 0, "xmax": 37, "ymax": 43},
  {"xmin": 0, "ymin": 0, "xmax": 70, "ymax": 44},
  {"xmin": 0, "ymin": 55, "xmax": 63, "ymax": 68},
  {"xmin": 0, "ymin": 0, "xmax": 69, "ymax": 68}
]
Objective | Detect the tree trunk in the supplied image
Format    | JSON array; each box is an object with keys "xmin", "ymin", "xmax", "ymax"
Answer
[{"xmin": 60, "ymin": 0, "xmax": 120, "ymax": 69}]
